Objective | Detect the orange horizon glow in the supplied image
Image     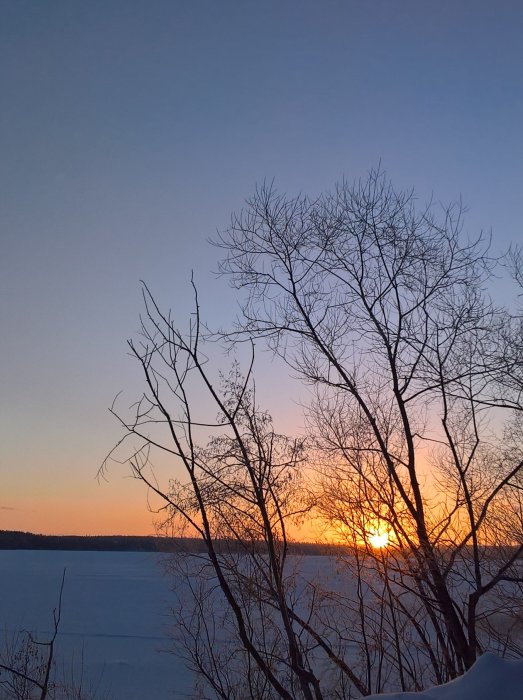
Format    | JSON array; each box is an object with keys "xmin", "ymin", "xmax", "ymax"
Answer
[{"xmin": 1, "ymin": 496, "xmax": 160, "ymax": 537}]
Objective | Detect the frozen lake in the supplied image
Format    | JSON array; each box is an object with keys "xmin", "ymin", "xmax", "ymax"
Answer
[
  {"xmin": 0, "ymin": 550, "xmax": 193, "ymax": 699},
  {"xmin": 0, "ymin": 550, "xmax": 338, "ymax": 699},
  {"xmin": 2, "ymin": 550, "xmax": 522, "ymax": 700}
]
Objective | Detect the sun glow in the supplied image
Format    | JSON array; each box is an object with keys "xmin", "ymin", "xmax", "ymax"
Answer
[{"xmin": 368, "ymin": 528, "xmax": 390, "ymax": 549}]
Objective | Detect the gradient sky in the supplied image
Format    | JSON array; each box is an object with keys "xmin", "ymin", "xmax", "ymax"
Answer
[{"xmin": 1, "ymin": 1, "xmax": 522, "ymax": 535}]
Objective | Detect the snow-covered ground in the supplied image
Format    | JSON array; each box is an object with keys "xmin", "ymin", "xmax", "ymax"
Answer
[
  {"xmin": 1, "ymin": 551, "xmax": 521, "ymax": 699},
  {"xmin": 0, "ymin": 550, "xmax": 191, "ymax": 699},
  {"xmin": 367, "ymin": 654, "xmax": 523, "ymax": 700}
]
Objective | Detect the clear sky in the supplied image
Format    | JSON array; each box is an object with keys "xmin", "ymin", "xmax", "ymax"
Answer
[{"xmin": 1, "ymin": 1, "xmax": 522, "ymax": 535}]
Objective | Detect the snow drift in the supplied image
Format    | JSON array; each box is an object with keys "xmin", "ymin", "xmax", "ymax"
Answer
[{"xmin": 367, "ymin": 654, "xmax": 523, "ymax": 700}]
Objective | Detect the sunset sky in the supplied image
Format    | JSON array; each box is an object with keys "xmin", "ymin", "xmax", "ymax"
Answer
[{"xmin": 1, "ymin": 1, "xmax": 522, "ymax": 535}]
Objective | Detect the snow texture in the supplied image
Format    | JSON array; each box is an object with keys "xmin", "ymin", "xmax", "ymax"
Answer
[
  {"xmin": 1, "ymin": 551, "xmax": 521, "ymax": 699},
  {"xmin": 368, "ymin": 654, "xmax": 523, "ymax": 700},
  {"xmin": 0, "ymin": 550, "xmax": 191, "ymax": 699}
]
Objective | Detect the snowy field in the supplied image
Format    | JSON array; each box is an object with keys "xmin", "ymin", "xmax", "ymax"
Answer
[
  {"xmin": 0, "ymin": 550, "xmax": 191, "ymax": 699},
  {"xmin": 1, "ymin": 551, "xmax": 521, "ymax": 700}
]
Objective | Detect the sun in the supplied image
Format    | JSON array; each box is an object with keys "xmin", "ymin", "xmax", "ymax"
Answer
[{"xmin": 368, "ymin": 528, "xmax": 390, "ymax": 549}]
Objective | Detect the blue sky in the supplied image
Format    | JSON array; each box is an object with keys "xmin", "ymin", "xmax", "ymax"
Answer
[{"xmin": 1, "ymin": 1, "xmax": 522, "ymax": 534}]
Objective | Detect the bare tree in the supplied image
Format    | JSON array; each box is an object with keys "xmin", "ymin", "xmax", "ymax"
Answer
[
  {"xmin": 216, "ymin": 169, "xmax": 523, "ymax": 683},
  {"xmin": 106, "ymin": 169, "xmax": 522, "ymax": 698},
  {"xmin": 104, "ymin": 280, "xmax": 373, "ymax": 699}
]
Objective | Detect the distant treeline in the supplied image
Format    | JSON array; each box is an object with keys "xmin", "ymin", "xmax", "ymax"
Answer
[
  {"xmin": 0, "ymin": 530, "xmax": 342, "ymax": 555},
  {"xmin": 0, "ymin": 530, "xmax": 168, "ymax": 551}
]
